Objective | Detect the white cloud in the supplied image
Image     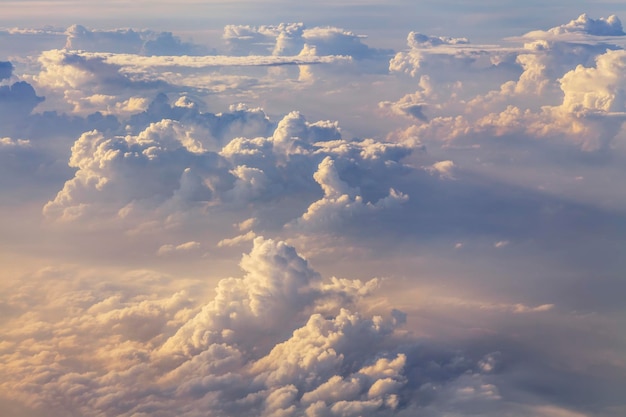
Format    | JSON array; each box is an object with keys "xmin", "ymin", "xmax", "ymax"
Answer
[
  {"xmin": 42, "ymin": 119, "xmax": 216, "ymax": 223},
  {"xmin": 157, "ymin": 241, "xmax": 201, "ymax": 256},
  {"xmin": 425, "ymin": 160, "xmax": 455, "ymax": 179},
  {"xmin": 524, "ymin": 13, "xmax": 626, "ymax": 38},
  {"xmin": 80, "ymin": 50, "xmax": 352, "ymax": 69},
  {"xmin": 406, "ymin": 32, "xmax": 470, "ymax": 48},
  {"xmin": 0, "ymin": 238, "xmax": 414, "ymax": 417},
  {"xmin": 64, "ymin": 24, "xmax": 211, "ymax": 55},
  {"xmin": 224, "ymin": 23, "xmax": 390, "ymax": 61},
  {"xmin": 294, "ymin": 157, "xmax": 409, "ymax": 230},
  {"xmin": 217, "ymin": 231, "xmax": 257, "ymax": 247}
]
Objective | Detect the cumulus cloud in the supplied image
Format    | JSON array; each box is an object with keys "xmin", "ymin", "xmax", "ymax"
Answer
[
  {"xmin": 223, "ymin": 22, "xmax": 391, "ymax": 75},
  {"xmin": 224, "ymin": 22, "xmax": 390, "ymax": 60},
  {"xmin": 31, "ymin": 49, "xmax": 166, "ymax": 114},
  {"xmin": 0, "ymin": 80, "xmax": 45, "ymax": 125},
  {"xmin": 29, "ymin": 47, "xmax": 351, "ymax": 115},
  {"xmin": 42, "ymin": 119, "xmax": 220, "ymax": 223},
  {"xmin": 293, "ymin": 156, "xmax": 409, "ymax": 231},
  {"xmin": 7, "ymin": 237, "xmax": 577, "ymax": 417},
  {"xmin": 43, "ymin": 106, "xmax": 411, "ymax": 240},
  {"xmin": 524, "ymin": 13, "xmax": 626, "ymax": 38},
  {"xmin": 0, "ymin": 238, "xmax": 410, "ymax": 416},
  {"xmin": 0, "ymin": 61, "xmax": 13, "ymax": 81},
  {"xmin": 406, "ymin": 32, "xmax": 470, "ymax": 48},
  {"xmin": 64, "ymin": 24, "xmax": 211, "ymax": 55},
  {"xmin": 386, "ymin": 15, "xmax": 626, "ymax": 151},
  {"xmin": 425, "ymin": 160, "xmax": 455, "ymax": 179},
  {"xmin": 388, "ymin": 30, "xmax": 507, "ymax": 79}
]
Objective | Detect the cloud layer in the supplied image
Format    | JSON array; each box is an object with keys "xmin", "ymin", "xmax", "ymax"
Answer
[{"xmin": 2, "ymin": 10, "xmax": 626, "ymax": 417}]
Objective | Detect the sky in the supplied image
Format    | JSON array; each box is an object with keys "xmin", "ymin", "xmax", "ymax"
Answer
[{"xmin": 1, "ymin": 1, "xmax": 626, "ymax": 417}]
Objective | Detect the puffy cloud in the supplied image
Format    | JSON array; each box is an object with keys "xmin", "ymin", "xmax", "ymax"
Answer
[
  {"xmin": 153, "ymin": 237, "xmax": 410, "ymax": 416},
  {"xmin": 302, "ymin": 26, "xmax": 393, "ymax": 61},
  {"xmin": 406, "ymin": 32, "xmax": 470, "ymax": 49},
  {"xmin": 30, "ymin": 47, "xmax": 351, "ymax": 115},
  {"xmin": 0, "ymin": 80, "xmax": 45, "ymax": 125},
  {"xmin": 43, "ymin": 106, "xmax": 411, "ymax": 242},
  {"xmin": 42, "ymin": 119, "xmax": 221, "ymax": 222},
  {"xmin": 0, "ymin": 61, "xmax": 13, "ymax": 81},
  {"xmin": 223, "ymin": 22, "xmax": 390, "ymax": 76},
  {"xmin": 293, "ymin": 156, "xmax": 409, "ymax": 231},
  {"xmin": 223, "ymin": 23, "xmax": 302, "ymax": 56},
  {"xmin": 469, "ymin": 47, "xmax": 626, "ymax": 150},
  {"xmin": 378, "ymin": 80, "xmax": 431, "ymax": 121},
  {"xmin": 64, "ymin": 24, "xmax": 211, "ymax": 55},
  {"xmin": 31, "ymin": 49, "xmax": 166, "ymax": 115},
  {"xmin": 224, "ymin": 23, "xmax": 389, "ymax": 60},
  {"xmin": 0, "ymin": 237, "xmax": 412, "ymax": 417},
  {"xmin": 559, "ymin": 49, "xmax": 626, "ymax": 113},
  {"xmin": 388, "ymin": 31, "xmax": 504, "ymax": 79},
  {"xmin": 386, "ymin": 15, "xmax": 626, "ymax": 151},
  {"xmin": 524, "ymin": 13, "xmax": 626, "ymax": 38},
  {"xmin": 425, "ymin": 160, "xmax": 455, "ymax": 179},
  {"xmin": 127, "ymin": 97, "xmax": 274, "ymax": 143}
]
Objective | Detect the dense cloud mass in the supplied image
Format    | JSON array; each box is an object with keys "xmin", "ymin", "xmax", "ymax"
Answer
[
  {"xmin": 2, "ymin": 7, "xmax": 626, "ymax": 417},
  {"xmin": 385, "ymin": 14, "xmax": 626, "ymax": 151},
  {"xmin": 0, "ymin": 237, "xmax": 585, "ymax": 417},
  {"xmin": 43, "ymin": 105, "xmax": 411, "ymax": 239}
]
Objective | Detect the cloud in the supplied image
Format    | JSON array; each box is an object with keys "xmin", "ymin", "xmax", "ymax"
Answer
[
  {"xmin": 43, "ymin": 106, "xmax": 411, "ymax": 241},
  {"xmin": 386, "ymin": 15, "xmax": 626, "ymax": 151},
  {"xmin": 217, "ymin": 231, "xmax": 257, "ymax": 247},
  {"xmin": 31, "ymin": 49, "xmax": 166, "ymax": 114},
  {"xmin": 293, "ymin": 156, "xmax": 409, "ymax": 231},
  {"xmin": 388, "ymin": 31, "xmax": 508, "ymax": 79},
  {"xmin": 524, "ymin": 13, "xmax": 626, "ymax": 38},
  {"xmin": 29, "ymin": 48, "xmax": 351, "ymax": 115},
  {"xmin": 42, "ymin": 119, "xmax": 223, "ymax": 224},
  {"xmin": 64, "ymin": 24, "xmax": 212, "ymax": 55},
  {"xmin": 406, "ymin": 32, "xmax": 470, "ymax": 48},
  {"xmin": 79, "ymin": 50, "xmax": 352, "ymax": 69},
  {"xmin": 0, "ymin": 81, "xmax": 45, "ymax": 125},
  {"xmin": 144, "ymin": 238, "xmax": 406, "ymax": 416},
  {"xmin": 223, "ymin": 22, "xmax": 391, "ymax": 75},
  {"xmin": 157, "ymin": 241, "xmax": 201, "ymax": 256},
  {"xmin": 224, "ymin": 23, "xmax": 390, "ymax": 60},
  {"xmin": 3, "ymin": 15, "xmax": 626, "ymax": 417},
  {"xmin": 7, "ymin": 237, "xmax": 572, "ymax": 417},
  {"xmin": 0, "ymin": 61, "xmax": 13, "ymax": 81},
  {"xmin": 425, "ymin": 160, "xmax": 455, "ymax": 179}
]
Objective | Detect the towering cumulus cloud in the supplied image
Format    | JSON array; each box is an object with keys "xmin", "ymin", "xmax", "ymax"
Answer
[
  {"xmin": 43, "ymin": 104, "xmax": 411, "ymax": 241},
  {"xmin": 0, "ymin": 237, "xmax": 410, "ymax": 417}
]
